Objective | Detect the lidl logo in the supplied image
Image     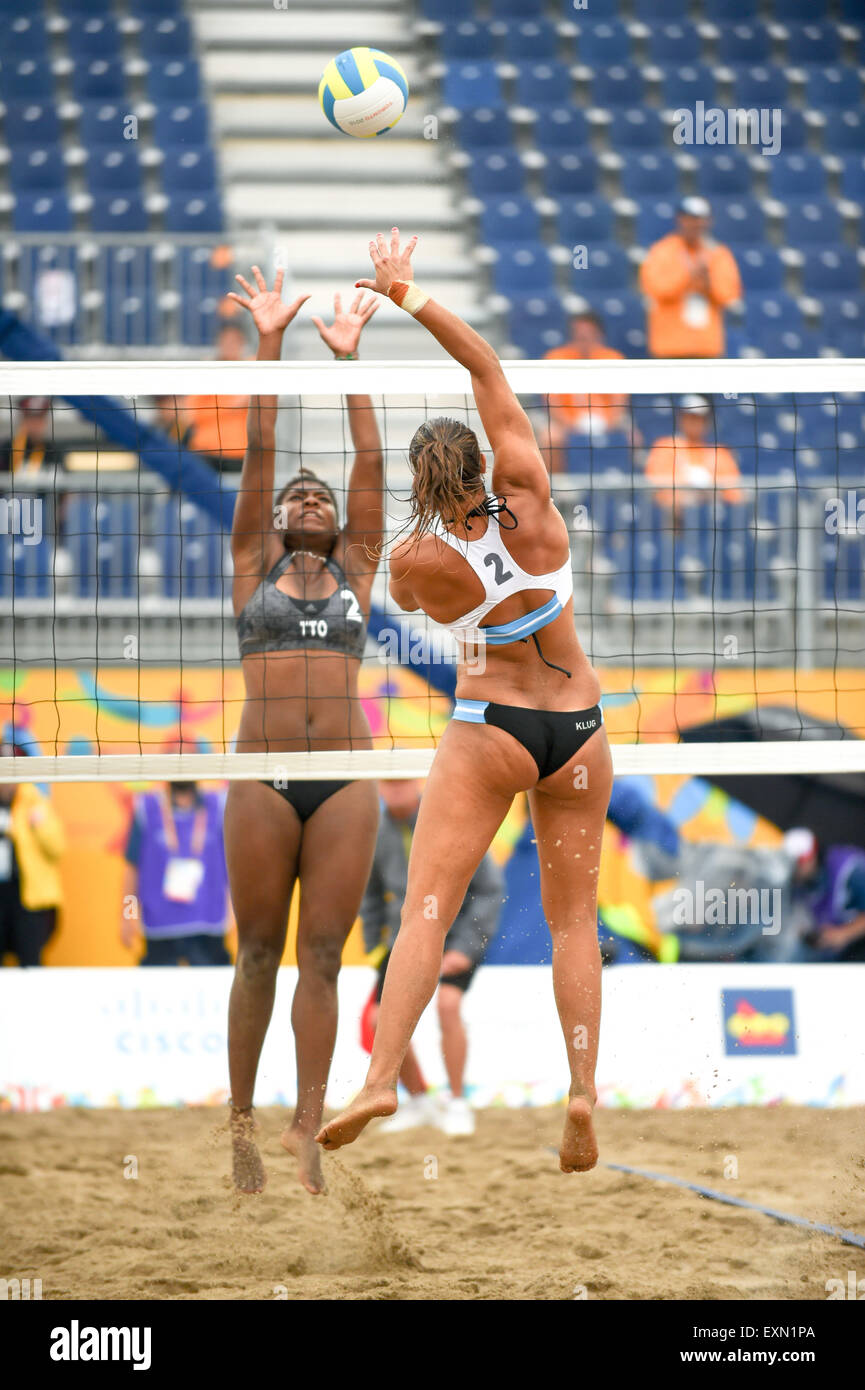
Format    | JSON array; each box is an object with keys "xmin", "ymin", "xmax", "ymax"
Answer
[{"xmin": 722, "ymin": 989, "xmax": 796, "ymax": 1056}]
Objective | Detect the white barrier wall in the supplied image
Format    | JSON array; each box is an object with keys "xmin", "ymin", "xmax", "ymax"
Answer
[{"xmin": 1, "ymin": 964, "xmax": 863, "ymax": 1112}]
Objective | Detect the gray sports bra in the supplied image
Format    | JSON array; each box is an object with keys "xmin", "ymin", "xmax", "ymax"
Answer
[{"xmin": 236, "ymin": 550, "xmax": 368, "ymax": 660}]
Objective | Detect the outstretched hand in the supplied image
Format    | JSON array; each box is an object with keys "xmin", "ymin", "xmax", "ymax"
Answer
[
  {"xmin": 356, "ymin": 227, "xmax": 418, "ymax": 297},
  {"xmin": 226, "ymin": 266, "xmax": 310, "ymax": 337},
  {"xmin": 312, "ymin": 291, "xmax": 379, "ymax": 357}
]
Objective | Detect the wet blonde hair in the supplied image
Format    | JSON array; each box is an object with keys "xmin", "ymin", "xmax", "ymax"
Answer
[{"xmin": 407, "ymin": 417, "xmax": 483, "ymax": 538}]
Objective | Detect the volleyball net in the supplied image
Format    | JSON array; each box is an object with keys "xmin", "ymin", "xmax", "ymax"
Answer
[{"xmin": 0, "ymin": 355, "xmax": 863, "ymax": 785}]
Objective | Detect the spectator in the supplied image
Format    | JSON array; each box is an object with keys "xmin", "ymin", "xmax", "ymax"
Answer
[
  {"xmin": 787, "ymin": 828, "xmax": 865, "ymax": 962},
  {"xmin": 121, "ymin": 766, "xmax": 231, "ymax": 966},
  {"xmin": 645, "ymin": 395, "xmax": 743, "ymax": 514},
  {"xmin": 0, "ymin": 398, "xmax": 64, "ymax": 474},
  {"xmin": 360, "ymin": 779, "xmax": 504, "ymax": 1136},
  {"xmin": 152, "ymin": 395, "xmax": 195, "ymax": 450},
  {"xmin": 183, "ymin": 321, "xmax": 251, "ymax": 474},
  {"xmin": 542, "ymin": 311, "xmax": 628, "ymax": 472},
  {"xmin": 639, "ymin": 197, "xmax": 742, "ymax": 359},
  {"xmin": 0, "ymin": 740, "xmax": 65, "ymax": 966}
]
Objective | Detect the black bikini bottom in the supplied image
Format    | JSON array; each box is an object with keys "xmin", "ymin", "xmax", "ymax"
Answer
[
  {"xmin": 452, "ymin": 699, "xmax": 604, "ymax": 780},
  {"xmin": 260, "ymin": 778, "xmax": 351, "ymax": 823}
]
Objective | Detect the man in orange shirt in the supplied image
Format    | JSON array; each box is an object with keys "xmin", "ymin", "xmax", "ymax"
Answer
[
  {"xmin": 645, "ymin": 395, "xmax": 743, "ymax": 515},
  {"xmin": 542, "ymin": 311, "xmax": 628, "ymax": 471},
  {"xmin": 640, "ymin": 198, "xmax": 742, "ymax": 359},
  {"xmin": 183, "ymin": 321, "xmax": 251, "ymax": 473}
]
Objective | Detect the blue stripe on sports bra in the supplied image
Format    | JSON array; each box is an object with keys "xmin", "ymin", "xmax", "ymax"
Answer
[{"xmin": 480, "ymin": 595, "xmax": 563, "ymax": 645}]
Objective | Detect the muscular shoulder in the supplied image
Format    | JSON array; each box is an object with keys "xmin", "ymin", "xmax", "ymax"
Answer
[{"xmin": 390, "ymin": 532, "xmax": 447, "ymax": 578}]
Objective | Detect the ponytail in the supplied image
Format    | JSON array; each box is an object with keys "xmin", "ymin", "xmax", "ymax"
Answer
[{"xmin": 407, "ymin": 417, "xmax": 483, "ymax": 538}]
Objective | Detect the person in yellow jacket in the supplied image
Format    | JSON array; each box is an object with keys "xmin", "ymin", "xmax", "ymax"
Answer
[
  {"xmin": 0, "ymin": 749, "xmax": 65, "ymax": 966},
  {"xmin": 639, "ymin": 197, "xmax": 742, "ymax": 359}
]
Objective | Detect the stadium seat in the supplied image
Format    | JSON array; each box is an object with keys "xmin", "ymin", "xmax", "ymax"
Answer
[
  {"xmin": 153, "ymin": 103, "xmax": 210, "ymax": 147},
  {"xmin": 596, "ymin": 291, "xmax": 647, "ymax": 356},
  {"xmin": 91, "ymin": 193, "xmax": 149, "ymax": 233},
  {"xmin": 5, "ymin": 105, "xmax": 61, "ymax": 146},
  {"xmin": 542, "ymin": 151, "xmax": 599, "ymax": 195},
  {"xmin": 836, "ymin": 326, "xmax": 865, "ymax": 355},
  {"xmin": 12, "ymin": 193, "xmax": 73, "ymax": 233},
  {"xmin": 439, "ymin": 23, "xmax": 494, "ymax": 61},
  {"xmin": 572, "ymin": 242, "xmax": 631, "ymax": 293},
  {"xmin": 78, "ymin": 102, "xmax": 127, "ymax": 146},
  {"xmin": 824, "ymin": 111, "xmax": 865, "ymax": 151},
  {"xmin": 806, "ymin": 67, "xmax": 862, "ymax": 109},
  {"xmin": 70, "ymin": 59, "xmax": 127, "ymax": 101},
  {"xmin": 591, "ymin": 65, "xmax": 644, "ymax": 108},
  {"xmin": 507, "ymin": 295, "xmax": 568, "ymax": 357},
  {"xmin": 557, "ymin": 196, "xmax": 614, "ymax": 244},
  {"xmin": 733, "ymin": 65, "xmax": 788, "ymax": 109},
  {"xmin": 717, "ymin": 23, "xmax": 771, "ymax": 64},
  {"xmin": 86, "ymin": 146, "xmax": 144, "ymax": 195},
  {"xmin": 65, "ymin": 18, "xmax": 123, "ymax": 59},
  {"xmin": 179, "ymin": 245, "xmax": 232, "ymax": 346},
  {"xmin": 157, "ymin": 499, "xmax": 223, "ymax": 600},
  {"xmin": 728, "ymin": 244, "xmax": 785, "ymax": 292},
  {"xmin": 745, "ymin": 292, "xmax": 804, "ymax": 337},
  {"xmin": 102, "ymin": 246, "xmax": 154, "ymax": 347},
  {"xmin": 801, "ymin": 248, "xmax": 862, "ymax": 295},
  {"xmin": 656, "ymin": 63, "xmax": 718, "ymax": 109},
  {"xmin": 773, "ymin": 109, "xmax": 808, "ymax": 151},
  {"xmin": 768, "ymin": 154, "xmax": 828, "ymax": 199},
  {"xmin": 492, "ymin": 242, "xmax": 555, "ymax": 296},
  {"xmin": 619, "ymin": 152, "xmax": 678, "ymax": 197},
  {"xmin": 575, "ymin": 21, "xmax": 631, "ymax": 67},
  {"xmin": 4, "ymin": 536, "xmax": 52, "ymax": 601},
  {"xmin": 533, "ymin": 106, "xmax": 588, "ymax": 152},
  {"xmin": 67, "ymin": 496, "xmax": 139, "ymax": 598},
  {"xmin": 9, "ymin": 146, "xmax": 67, "ymax": 193},
  {"xmin": 442, "ymin": 62, "xmax": 502, "ymax": 111},
  {"xmin": 497, "ymin": 20, "xmax": 558, "ymax": 61},
  {"xmin": 164, "ymin": 192, "xmax": 223, "ymax": 233},
  {"xmin": 146, "ymin": 60, "xmax": 202, "ymax": 104},
  {"xmin": 463, "ymin": 149, "xmax": 526, "ymax": 195},
  {"xmin": 0, "ymin": 17, "xmax": 47, "ymax": 54},
  {"xmin": 818, "ymin": 295, "xmax": 865, "ymax": 342},
  {"xmin": 756, "ymin": 328, "xmax": 820, "ymax": 357},
  {"xmin": 0, "ymin": 61, "xmax": 55, "ymax": 101},
  {"xmin": 839, "ymin": 155, "xmax": 865, "ymax": 201},
  {"xmin": 514, "ymin": 61, "xmax": 574, "ymax": 109},
  {"xmin": 480, "ymin": 194, "xmax": 541, "ymax": 244},
  {"xmin": 784, "ymin": 24, "xmax": 840, "ymax": 65},
  {"xmin": 694, "ymin": 152, "xmax": 753, "ymax": 197},
  {"xmin": 647, "ymin": 24, "xmax": 701, "ymax": 65},
  {"xmin": 710, "ymin": 198, "xmax": 766, "ymax": 243},
  {"xmin": 419, "ymin": 0, "xmax": 465, "ymax": 17},
  {"xmin": 608, "ymin": 108, "xmax": 664, "ymax": 149},
  {"xmin": 633, "ymin": 0, "xmax": 685, "ymax": 18},
  {"xmin": 138, "ymin": 17, "xmax": 193, "ymax": 57},
  {"xmin": 635, "ymin": 199, "xmax": 677, "ymax": 246},
  {"xmin": 491, "ymin": 0, "xmax": 546, "ymax": 16},
  {"xmin": 770, "ymin": 0, "xmax": 828, "ymax": 17},
  {"xmin": 784, "ymin": 199, "xmax": 842, "ymax": 245},
  {"xmin": 129, "ymin": 0, "xmax": 186, "ymax": 12},
  {"xmin": 454, "ymin": 107, "xmax": 514, "ymax": 149},
  {"xmin": 160, "ymin": 147, "xmax": 218, "ymax": 194}
]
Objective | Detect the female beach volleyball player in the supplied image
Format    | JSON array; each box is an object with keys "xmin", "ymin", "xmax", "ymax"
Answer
[
  {"xmin": 224, "ymin": 267, "xmax": 383, "ymax": 1194},
  {"xmin": 317, "ymin": 231, "xmax": 613, "ymax": 1173}
]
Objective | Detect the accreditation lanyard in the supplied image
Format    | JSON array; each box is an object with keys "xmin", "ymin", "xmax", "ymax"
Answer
[{"xmin": 158, "ymin": 792, "xmax": 208, "ymax": 904}]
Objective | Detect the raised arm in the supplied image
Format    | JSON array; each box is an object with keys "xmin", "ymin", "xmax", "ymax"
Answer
[
  {"xmin": 311, "ymin": 292, "xmax": 384, "ymax": 567},
  {"xmin": 227, "ymin": 266, "xmax": 310, "ymax": 572},
  {"xmin": 356, "ymin": 229, "xmax": 549, "ymax": 500}
]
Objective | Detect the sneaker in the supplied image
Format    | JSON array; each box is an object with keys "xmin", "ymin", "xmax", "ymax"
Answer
[
  {"xmin": 377, "ymin": 1093, "xmax": 440, "ymax": 1134},
  {"xmin": 439, "ymin": 1096, "xmax": 475, "ymax": 1137}
]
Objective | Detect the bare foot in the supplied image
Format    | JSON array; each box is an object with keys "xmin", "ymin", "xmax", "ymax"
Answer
[
  {"xmin": 281, "ymin": 1125, "xmax": 326, "ymax": 1195},
  {"xmin": 230, "ymin": 1107, "xmax": 266, "ymax": 1194},
  {"xmin": 560, "ymin": 1094, "xmax": 598, "ymax": 1173},
  {"xmin": 315, "ymin": 1085, "xmax": 398, "ymax": 1151}
]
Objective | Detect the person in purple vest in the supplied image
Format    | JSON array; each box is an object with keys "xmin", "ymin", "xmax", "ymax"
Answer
[
  {"xmin": 121, "ymin": 768, "xmax": 230, "ymax": 968},
  {"xmin": 785, "ymin": 828, "xmax": 865, "ymax": 962}
]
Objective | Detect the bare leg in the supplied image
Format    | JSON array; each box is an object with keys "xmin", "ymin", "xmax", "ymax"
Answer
[
  {"xmin": 225, "ymin": 781, "xmax": 300, "ymax": 1194},
  {"xmin": 369, "ymin": 999, "xmax": 429, "ymax": 1096},
  {"xmin": 282, "ymin": 780, "xmax": 379, "ymax": 1190},
  {"xmin": 438, "ymin": 949, "xmax": 474, "ymax": 1097},
  {"xmin": 529, "ymin": 727, "xmax": 613, "ymax": 1173},
  {"xmin": 317, "ymin": 721, "xmax": 535, "ymax": 1150}
]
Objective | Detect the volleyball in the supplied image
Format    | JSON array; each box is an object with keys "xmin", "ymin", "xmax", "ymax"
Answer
[{"xmin": 318, "ymin": 47, "xmax": 408, "ymax": 138}]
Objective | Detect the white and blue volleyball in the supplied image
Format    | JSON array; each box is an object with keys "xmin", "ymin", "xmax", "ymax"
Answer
[{"xmin": 318, "ymin": 47, "xmax": 409, "ymax": 138}]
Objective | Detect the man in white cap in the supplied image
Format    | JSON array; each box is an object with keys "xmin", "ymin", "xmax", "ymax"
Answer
[
  {"xmin": 639, "ymin": 197, "xmax": 742, "ymax": 358},
  {"xmin": 644, "ymin": 394, "xmax": 742, "ymax": 515},
  {"xmin": 785, "ymin": 828, "xmax": 865, "ymax": 962}
]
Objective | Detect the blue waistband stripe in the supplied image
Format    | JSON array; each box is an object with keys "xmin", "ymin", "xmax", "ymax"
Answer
[
  {"xmin": 481, "ymin": 595, "xmax": 563, "ymax": 645},
  {"xmin": 453, "ymin": 699, "xmax": 489, "ymax": 724}
]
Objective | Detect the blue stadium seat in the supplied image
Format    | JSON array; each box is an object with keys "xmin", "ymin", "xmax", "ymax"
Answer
[
  {"xmin": 491, "ymin": 0, "xmax": 546, "ymax": 15},
  {"xmin": 138, "ymin": 17, "xmax": 193, "ymax": 57},
  {"xmin": 4, "ymin": 536, "xmax": 52, "ymax": 601},
  {"xmin": 591, "ymin": 65, "xmax": 644, "ymax": 108},
  {"xmin": 146, "ymin": 60, "xmax": 202, "ymax": 104},
  {"xmin": 158, "ymin": 499, "xmax": 223, "ymax": 600},
  {"xmin": 575, "ymin": 21, "xmax": 630, "ymax": 66},
  {"xmin": 65, "ymin": 17, "xmax": 122, "ymax": 59},
  {"xmin": 87, "ymin": 146, "xmax": 144, "ymax": 194},
  {"xmin": 533, "ymin": 106, "xmax": 588, "ymax": 151},
  {"xmin": 733, "ymin": 65, "xmax": 788, "ymax": 109},
  {"xmin": 179, "ymin": 245, "xmax": 231, "ymax": 346},
  {"xmin": 442, "ymin": 62, "xmax": 502, "ymax": 111},
  {"xmin": 805, "ymin": 67, "xmax": 862, "ymax": 109},
  {"xmin": 78, "ymin": 102, "xmax": 127, "ymax": 146},
  {"xmin": 717, "ymin": 23, "xmax": 771, "ymax": 64},
  {"xmin": 635, "ymin": 199, "xmax": 677, "ymax": 246},
  {"xmin": 801, "ymin": 248, "xmax": 861, "ymax": 295},
  {"xmin": 608, "ymin": 108, "xmax": 664, "ymax": 149},
  {"xmin": 784, "ymin": 199, "xmax": 842, "ymax": 245},
  {"xmin": 824, "ymin": 111, "xmax": 865, "ymax": 151},
  {"xmin": 597, "ymin": 291, "xmax": 647, "ymax": 356},
  {"xmin": 728, "ymin": 244, "xmax": 784, "ymax": 292},
  {"xmin": 492, "ymin": 242, "xmax": 555, "ymax": 296},
  {"xmin": 464, "ymin": 148, "xmax": 525, "ymax": 195},
  {"xmin": 153, "ymin": 103, "xmax": 210, "ymax": 147},
  {"xmin": 768, "ymin": 154, "xmax": 827, "ymax": 199},
  {"xmin": 161, "ymin": 146, "xmax": 217, "ymax": 194},
  {"xmin": 0, "ymin": 17, "xmax": 47, "ymax": 54},
  {"xmin": 66, "ymin": 495, "xmax": 138, "ymax": 598},
  {"xmin": 13, "ymin": 193, "xmax": 73, "ymax": 233},
  {"xmin": 756, "ymin": 327, "xmax": 820, "ymax": 357},
  {"xmin": 633, "ymin": 0, "xmax": 686, "ymax": 17},
  {"xmin": 773, "ymin": 109, "xmax": 808, "ymax": 151},
  {"xmin": 439, "ymin": 23, "xmax": 494, "ymax": 61},
  {"xmin": 819, "ymin": 295, "xmax": 865, "ymax": 344},
  {"xmin": 103, "ymin": 246, "xmax": 154, "ymax": 347},
  {"xmin": 710, "ymin": 198, "xmax": 766, "ymax": 243},
  {"xmin": 836, "ymin": 326, "xmax": 865, "ymax": 356},
  {"xmin": 514, "ymin": 61, "xmax": 573, "ymax": 108},
  {"xmin": 480, "ymin": 194, "xmax": 541, "ymax": 244},
  {"xmin": 419, "ymin": 0, "xmax": 465, "ymax": 17},
  {"xmin": 164, "ymin": 192, "xmax": 223, "ymax": 233},
  {"xmin": 770, "ymin": 0, "xmax": 828, "ymax": 17},
  {"xmin": 647, "ymin": 24, "xmax": 700, "ymax": 65},
  {"xmin": 840, "ymin": 154, "xmax": 865, "ymax": 200},
  {"xmin": 656, "ymin": 63, "xmax": 717, "ymax": 109},
  {"xmin": 71, "ymin": 59, "xmax": 127, "ymax": 101},
  {"xmin": 573, "ymin": 242, "xmax": 631, "ymax": 293},
  {"xmin": 0, "ymin": 61, "xmax": 55, "ymax": 100},
  {"xmin": 497, "ymin": 20, "xmax": 558, "ymax": 61},
  {"xmin": 508, "ymin": 295, "xmax": 568, "ymax": 357},
  {"xmin": 454, "ymin": 107, "xmax": 513, "ymax": 149},
  {"xmin": 557, "ymin": 196, "xmax": 614, "ymax": 244},
  {"xmin": 619, "ymin": 152, "xmax": 678, "ymax": 197},
  {"xmin": 9, "ymin": 145, "xmax": 67, "ymax": 192},
  {"xmin": 566, "ymin": 430, "xmax": 632, "ymax": 475},
  {"xmin": 542, "ymin": 151, "xmax": 599, "ymax": 195},
  {"xmin": 5, "ymin": 105, "xmax": 61, "ymax": 146},
  {"xmin": 631, "ymin": 396, "xmax": 675, "ymax": 446},
  {"xmin": 745, "ymin": 292, "xmax": 804, "ymax": 337},
  {"xmin": 129, "ymin": 0, "xmax": 185, "ymax": 12},
  {"xmin": 784, "ymin": 24, "xmax": 840, "ymax": 65},
  {"xmin": 694, "ymin": 152, "xmax": 753, "ymax": 197},
  {"xmin": 91, "ymin": 193, "xmax": 149, "ymax": 233}
]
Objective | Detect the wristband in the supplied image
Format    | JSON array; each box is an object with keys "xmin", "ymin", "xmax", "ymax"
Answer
[
  {"xmin": 334, "ymin": 351, "xmax": 358, "ymax": 360},
  {"xmin": 388, "ymin": 281, "xmax": 430, "ymax": 316}
]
